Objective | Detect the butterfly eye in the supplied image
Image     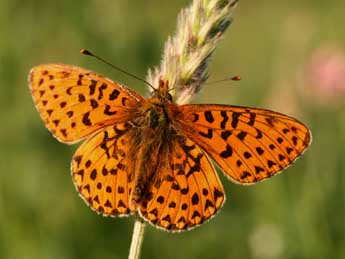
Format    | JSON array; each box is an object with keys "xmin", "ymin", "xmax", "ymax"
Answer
[{"xmin": 166, "ymin": 93, "xmax": 173, "ymax": 102}]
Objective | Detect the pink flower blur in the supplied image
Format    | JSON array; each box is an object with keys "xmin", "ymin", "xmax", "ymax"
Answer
[{"xmin": 305, "ymin": 46, "xmax": 345, "ymax": 103}]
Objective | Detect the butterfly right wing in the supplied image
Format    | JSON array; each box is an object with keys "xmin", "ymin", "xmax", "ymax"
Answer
[
  {"xmin": 174, "ymin": 104, "xmax": 311, "ymax": 185},
  {"xmin": 71, "ymin": 123, "xmax": 136, "ymax": 216},
  {"xmin": 29, "ymin": 64, "xmax": 144, "ymax": 143}
]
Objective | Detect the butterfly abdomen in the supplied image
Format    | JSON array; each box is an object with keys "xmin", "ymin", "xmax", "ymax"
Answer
[{"xmin": 130, "ymin": 135, "xmax": 161, "ymax": 208}]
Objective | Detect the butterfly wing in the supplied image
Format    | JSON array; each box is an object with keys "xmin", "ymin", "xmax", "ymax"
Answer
[
  {"xmin": 71, "ymin": 123, "xmax": 137, "ymax": 216},
  {"xmin": 138, "ymin": 134, "xmax": 225, "ymax": 232},
  {"xmin": 29, "ymin": 64, "xmax": 144, "ymax": 143},
  {"xmin": 174, "ymin": 104, "xmax": 311, "ymax": 184}
]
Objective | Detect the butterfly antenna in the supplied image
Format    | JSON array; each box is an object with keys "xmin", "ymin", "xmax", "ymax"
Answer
[
  {"xmin": 166, "ymin": 75, "xmax": 241, "ymax": 92},
  {"xmin": 80, "ymin": 49, "xmax": 155, "ymax": 90},
  {"xmin": 206, "ymin": 75, "xmax": 241, "ymax": 85}
]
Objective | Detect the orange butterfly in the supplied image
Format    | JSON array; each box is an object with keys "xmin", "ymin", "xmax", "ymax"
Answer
[{"xmin": 29, "ymin": 64, "xmax": 311, "ymax": 231}]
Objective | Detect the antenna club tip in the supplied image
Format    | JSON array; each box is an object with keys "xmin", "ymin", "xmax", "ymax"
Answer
[
  {"xmin": 80, "ymin": 49, "xmax": 93, "ymax": 56},
  {"xmin": 231, "ymin": 75, "xmax": 241, "ymax": 81}
]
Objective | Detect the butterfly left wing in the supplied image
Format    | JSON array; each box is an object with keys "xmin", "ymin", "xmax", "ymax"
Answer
[
  {"xmin": 29, "ymin": 64, "xmax": 144, "ymax": 143},
  {"xmin": 138, "ymin": 134, "xmax": 225, "ymax": 232},
  {"xmin": 174, "ymin": 104, "xmax": 311, "ymax": 184},
  {"xmin": 71, "ymin": 123, "xmax": 136, "ymax": 216}
]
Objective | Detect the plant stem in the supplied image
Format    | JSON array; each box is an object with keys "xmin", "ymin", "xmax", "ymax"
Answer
[{"xmin": 128, "ymin": 216, "xmax": 146, "ymax": 259}]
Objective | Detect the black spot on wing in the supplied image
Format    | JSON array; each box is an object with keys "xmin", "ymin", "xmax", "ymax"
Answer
[
  {"xmin": 237, "ymin": 131, "xmax": 247, "ymax": 141},
  {"xmin": 109, "ymin": 89, "xmax": 120, "ymax": 100},
  {"xmin": 82, "ymin": 112, "xmax": 92, "ymax": 126},
  {"xmin": 220, "ymin": 144, "xmax": 233, "ymax": 158},
  {"xmin": 220, "ymin": 111, "xmax": 228, "ymax": 129},
  {"xmin": 98, "ymin": 83, "xmax": 107, "ymax": 100},
  {"xmin": 221, "ymin": 130, "xmax": 232, "ymax": 141},
  {"xmin": 89, "ymin": 79, "xmax": 97, "ymax": 95},
  {"xmin": 104, "ymin": 105, "xmax": 117, "ymax": 115},
  {"xmin": 231, "ymin": 112, "xmax": 241, "ymax": 128},
  {"xmin": 204, "ymin": 111, "xmax": 214, "ymax": 123},
  {"xmin": 192, "ymin": 113, "xmax": 199, "ymax": 122},
  {"xmin": 199, "ymin": 129, "xmax": 213, "ymax": 139},
  {"xmin": 248, "ymin": 112, "xmax": 256, "ymax": 126}
]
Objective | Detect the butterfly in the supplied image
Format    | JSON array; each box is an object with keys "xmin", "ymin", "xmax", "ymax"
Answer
[{"xmin": 29, "ymin": 64, "xmax": 311, "ymax": 232}]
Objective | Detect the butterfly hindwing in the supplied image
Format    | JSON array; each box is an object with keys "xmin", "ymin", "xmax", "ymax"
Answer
[
  {"xmin": 29, "ymin": 64, "xmax": 143, "ymax": 143},
  {"xmin": 175, "ymin": 104, "xmax": 311, "ymax": 184},
  {"xmin": 71, "ymin": 123, "xmax": 136, "ymax": 216},
  {"xmin": 139, "ymin": 134, "xmax": 225, "ymax": 231}
]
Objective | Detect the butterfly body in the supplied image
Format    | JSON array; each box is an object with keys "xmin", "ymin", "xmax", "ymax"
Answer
[
  {"xmin": 128, "ymin": 80, "xmax": 176, "ymax": 207},
  {"xmin": 29, "ymin": 64, "xmax": 311, "ymax": 231}
]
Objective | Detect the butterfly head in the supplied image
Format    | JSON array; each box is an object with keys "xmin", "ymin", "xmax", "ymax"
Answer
[{"xmin": 150, "ymin": 79, "xmax": 173, "ymax": 103}]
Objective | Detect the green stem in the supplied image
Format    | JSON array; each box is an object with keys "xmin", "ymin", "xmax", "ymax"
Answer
[{"xmin": 128, "ymin": 216, "xmax": 146, "ymax": 259}]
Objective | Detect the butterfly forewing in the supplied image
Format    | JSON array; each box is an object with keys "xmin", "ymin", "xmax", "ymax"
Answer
[
  {"xmin": 175, "ymin": 104, "xmax": 311, "ymax": 184},
  {"xmin": 139, "ymin": 135, "xmax": 225, "ymax": 231},
  {"xmin": 29, "ymin": 64, "xmax": 143, "ymax": 143}
]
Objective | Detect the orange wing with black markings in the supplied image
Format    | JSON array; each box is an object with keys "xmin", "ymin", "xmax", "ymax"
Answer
[
  {"xmin": 29, "ymin": 63, "xmax": 312, "ymax": 233},
  {"xmin": 29, "ymin": 64, "xmax": 143, "ymax": 143},
  {"xmin": 139, "ymin": 134, "xmax": 225, "ymax": 231},
  {"xmin": 71, "ymin": 123, "xmax": 137, "ymax": 216},
  {"xmin": 175, "ymin": 104, "xmax": 311, "ymax": 184}
]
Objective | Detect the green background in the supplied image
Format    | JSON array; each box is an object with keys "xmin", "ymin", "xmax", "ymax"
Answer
[{"xmin": 1, "ymin": 0, "xmax": 344, "ymax": 258}]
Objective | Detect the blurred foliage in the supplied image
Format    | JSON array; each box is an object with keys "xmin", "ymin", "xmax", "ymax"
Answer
[{"xmin": 1, "ymin": 0, "xmax": 345, "ymax": 258}]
